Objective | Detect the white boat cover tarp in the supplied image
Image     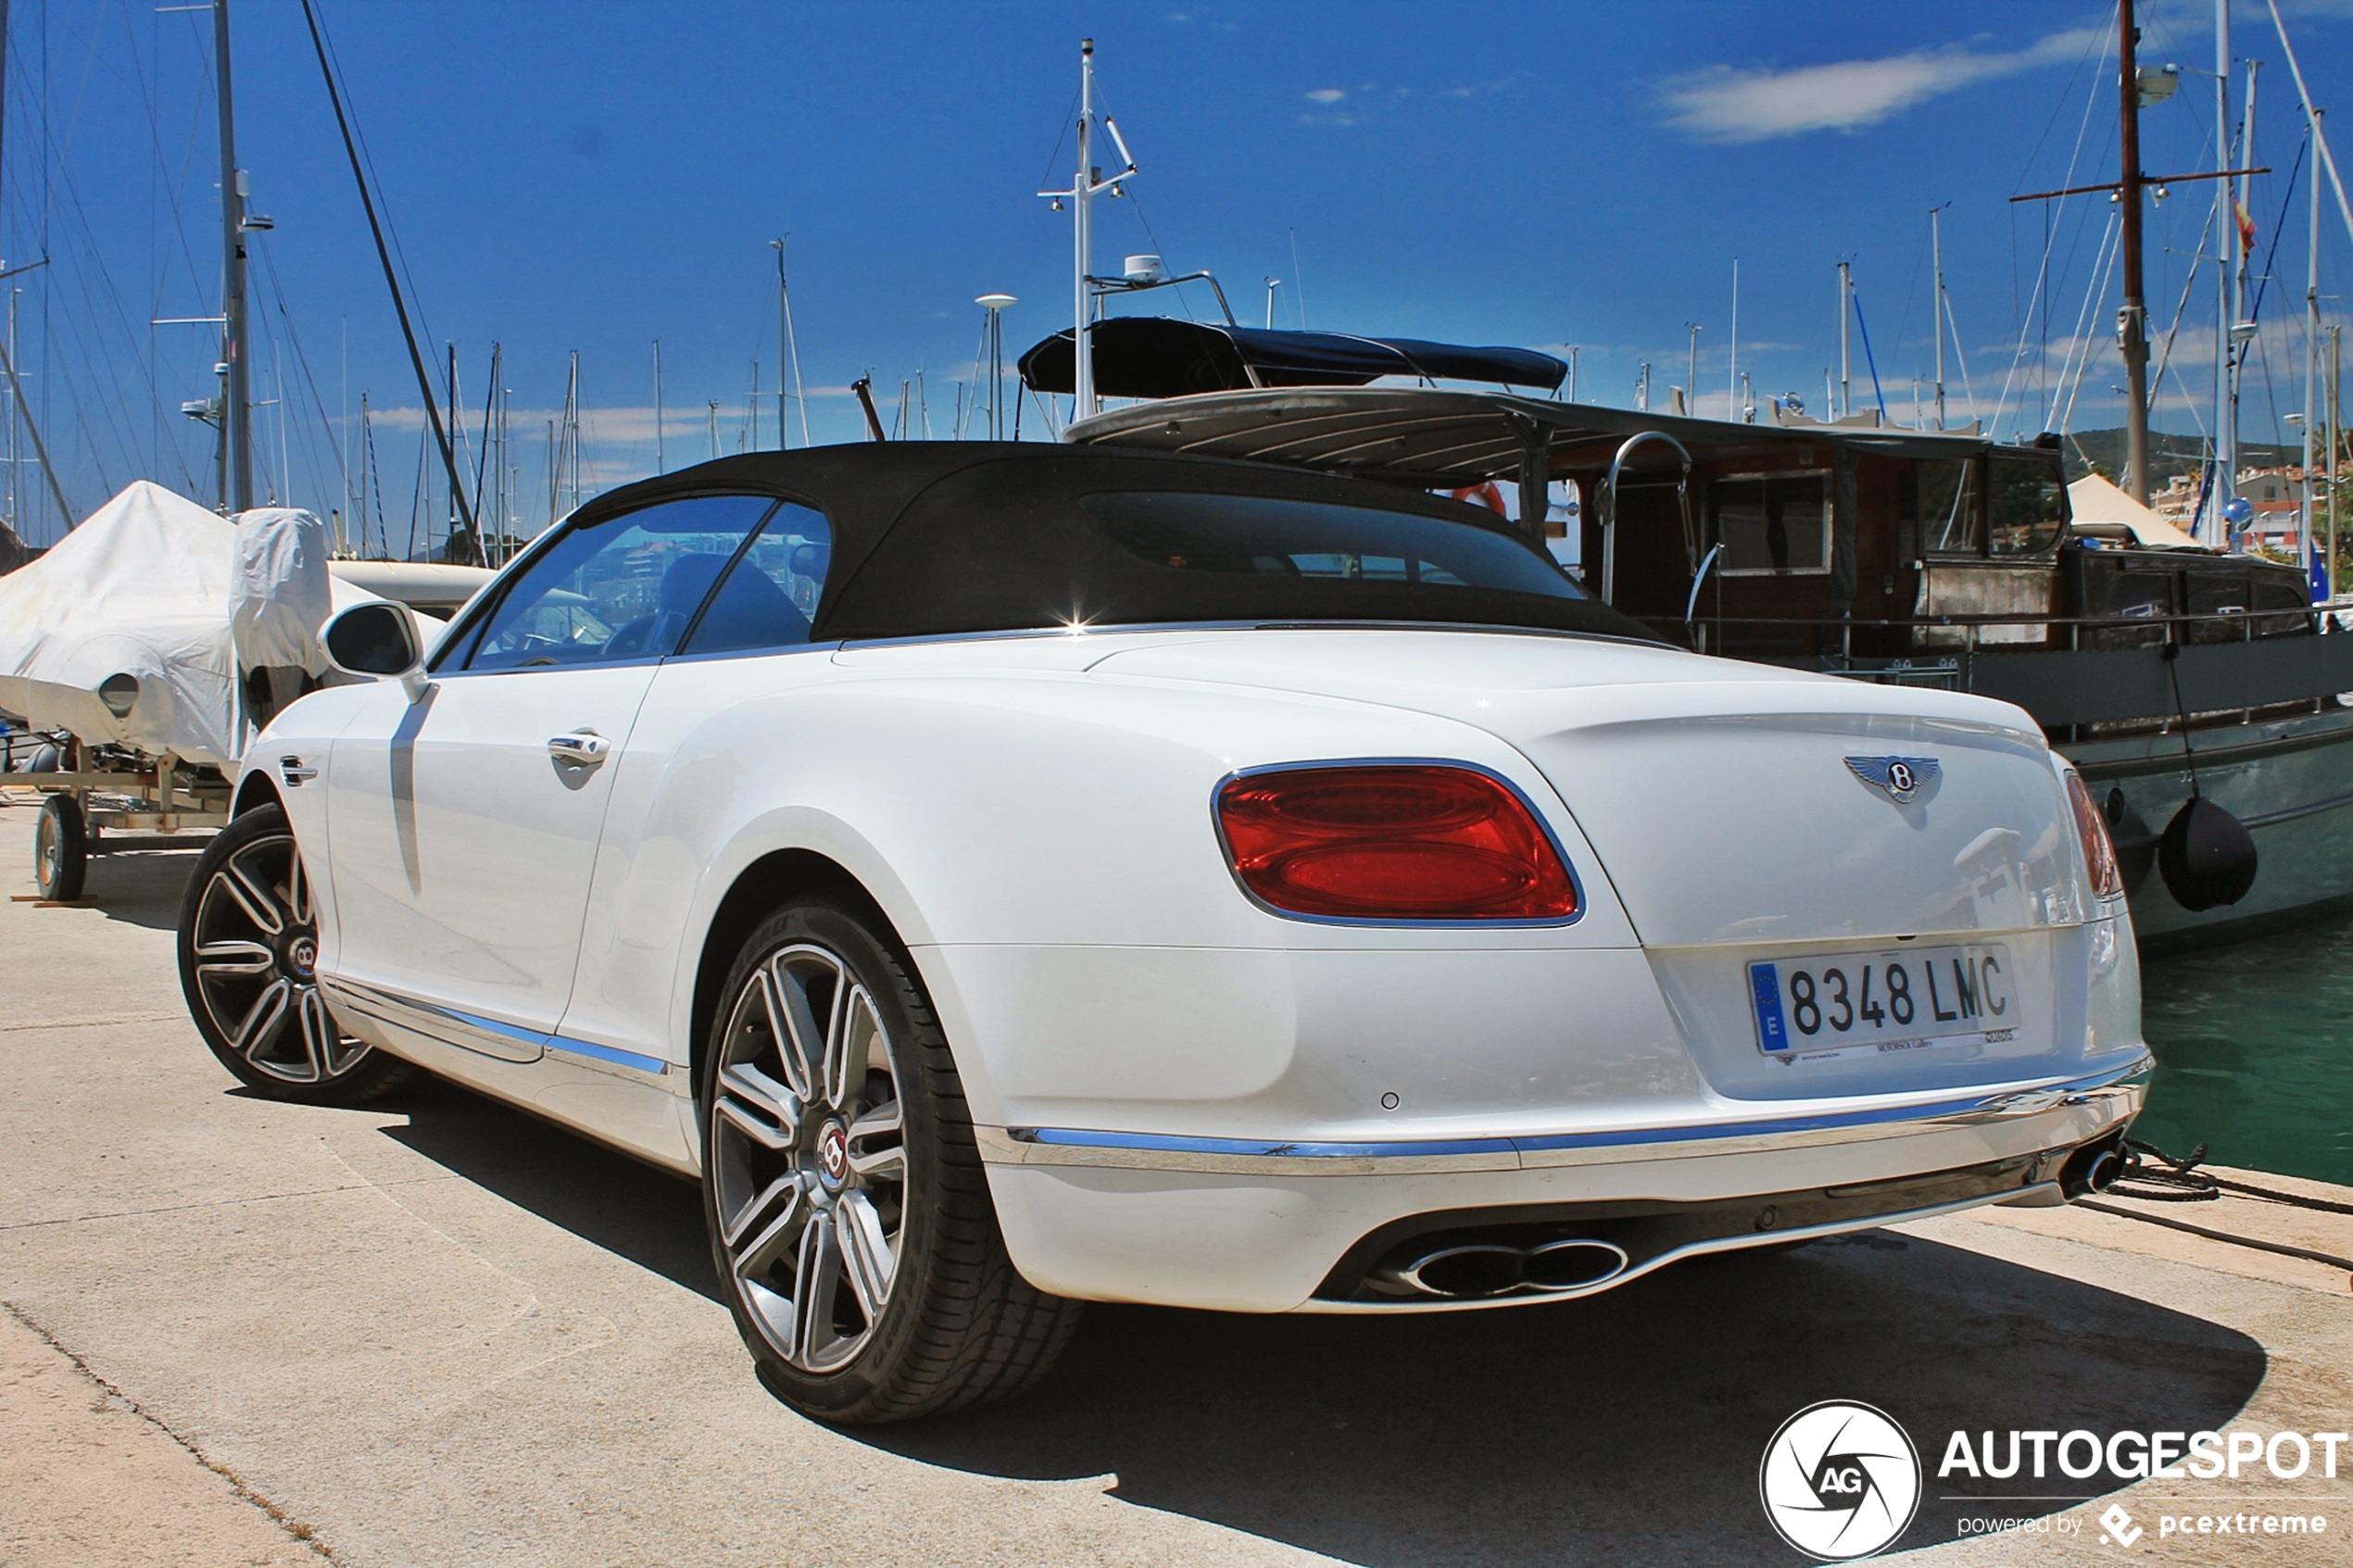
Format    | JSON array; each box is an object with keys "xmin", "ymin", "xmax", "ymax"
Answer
[
  {"xmin": 0, "ymin": 483, "xmax": 353, "ymax": 767},
  {"xmin": 230, "ymin": 507, "xmax": 335, "ymax": 671}
]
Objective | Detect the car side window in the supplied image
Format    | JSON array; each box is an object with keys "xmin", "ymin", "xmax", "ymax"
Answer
[
  {"xmin": 459, "ymin": 495, "xmax": 778, "ymax": 672},
  {"xmin": 678, "ymin": 502, "xmax": 832, "ymax": 657}
]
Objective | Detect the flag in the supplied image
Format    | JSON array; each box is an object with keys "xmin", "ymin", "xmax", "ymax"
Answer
[{"xmin": 2235, "ymin": 198, "xmax": 2259, "ymax": 258}]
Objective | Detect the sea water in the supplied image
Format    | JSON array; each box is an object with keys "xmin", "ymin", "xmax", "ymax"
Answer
[{"xmin": 2134, "ymin": 916, "xmax": 2353, "ymax": 1185}]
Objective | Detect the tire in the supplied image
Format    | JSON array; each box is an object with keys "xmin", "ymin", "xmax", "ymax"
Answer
[
  {"xmin": 176, "ymin": 804, "xmax": 415, "ymax": 1105},
  {"xmin": 701, "ymin": 897, "xmax": 1081, "ymax": 1424},
  {"xmin": 34, "ymin": 795, "xmax": 86, "ymax": 901}
]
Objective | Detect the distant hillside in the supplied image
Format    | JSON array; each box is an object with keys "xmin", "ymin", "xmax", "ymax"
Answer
[{"xmin": 2059, "ymin": 428, "xmax": 2296, "ymax": 488}]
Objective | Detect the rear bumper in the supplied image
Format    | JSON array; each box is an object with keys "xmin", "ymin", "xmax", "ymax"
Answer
[{"xmin": 976, "ymin": 1053, "xmax": 2149, "ymax": 1312}]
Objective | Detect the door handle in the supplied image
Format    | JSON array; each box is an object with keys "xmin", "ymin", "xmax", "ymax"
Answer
[{"xmin": 547, "ymin": 730, "xmax": 610, "ymax": 766}]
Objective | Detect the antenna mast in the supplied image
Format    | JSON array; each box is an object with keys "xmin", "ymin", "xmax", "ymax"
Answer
[
  {"xmin": 214, "ymin": 0, "xmax": 252, "ymax": 512},
  {"xmin": 1039, "ymin": 39, "xmax": 1136, "ymax": 422}
]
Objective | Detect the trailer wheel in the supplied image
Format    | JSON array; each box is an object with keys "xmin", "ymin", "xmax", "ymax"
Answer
[{"xmin": 34, "ymin": 795, "xmax": 86, "ymax": 901}]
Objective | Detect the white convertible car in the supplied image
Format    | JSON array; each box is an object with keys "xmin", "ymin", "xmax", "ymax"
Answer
[{"xmin": 176, "ymin": 441, "xmax": 2147, "ymax": 1424}]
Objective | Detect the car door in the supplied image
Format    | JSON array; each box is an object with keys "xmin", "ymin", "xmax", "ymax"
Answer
[
  {"xmin": 557, "ymin": 499, "xmax": 837, "ymax": 1072},
  {"xmin": 320, "ymin": 494, "xmax": 783, "ymax": 1058}
]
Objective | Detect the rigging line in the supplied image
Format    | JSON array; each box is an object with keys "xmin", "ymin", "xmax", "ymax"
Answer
[
  {"xmin": 297, "ymin": 0, "xmax": 476, "ymax": 553},
  {"xmin": 27, "ymin": 0, "xmax": 108, "ymax": 253},
  {"xmin": 2166, "ymin": 355, "xmax": 2212, "ymax": 440},
  {"xmin": 0, "ymin": 334, "xmax": 71, "ymax": 523},
  {"xmin": 2049, "ymin": 210, "xmax": 2120, "ymax": 431},
  {"xmin": 2057, "ymin": 218, "xmax": 2121, "ymax": 435},
  {"xmin": 2009, "ymin": 13, "xmax": 2114, "ymax": 198},
  {"xmin": 1941, "ymin": 288, "xmax": 1977, "ymax": 423},
  {"xmin": 115, "ymin": 0, "xmax": 211, "ymax": 326},
  {"xmin": 46, "ymin": 146, "xmax": 180, "ymax": 475},
  {"xmin": 1850, "ymin": 285, "xmax": 1888, "ymax": 420},
  {"xmin": 312, "ymin": 8, "xmax": 439, "ymax": 362},
  {"xmin": 363, "ymin": 396, "xmax": 388, "ymax": 556},
  {"xmin": 1035, "ymin": 81, "xmax": 1083, "ymax": 193},
  {"xmin": 2151, "ymin": 201, "xmax": 2220, "ymax": 399},
  {"xmin": 257, "ymin": 241, "xmax": 346, "ymax": 503},
  {"xmin": 1996, "ymin": 6, "xmax": 2113, "ymax": 424},
  {"xmin": 2245, "ymin": 135, "xmax": 2307, "ymax": 330}
]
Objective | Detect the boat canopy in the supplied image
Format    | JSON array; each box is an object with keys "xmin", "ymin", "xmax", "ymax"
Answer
[
  {"xmin": 2065, "ymin": 472, "xmax": 2208, "ymax": 550},
  {"xmin": 1019, "ymin": 319, "xmax": 1568, "ymax": 399},
  {"xmin": 1064, "ymin": 386, "xmax": 1995, "ymax": 487}
]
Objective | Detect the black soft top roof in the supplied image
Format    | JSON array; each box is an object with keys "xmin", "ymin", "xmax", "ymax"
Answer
[{"xmin": 563, "ymin": 442, "xmax": 1655, "ymax": 645}]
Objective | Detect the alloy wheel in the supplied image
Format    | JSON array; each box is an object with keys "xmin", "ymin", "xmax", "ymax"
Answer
[
  {"xmin": 187, "ymin": 831, "xmax": 368, "ymax": 1084},
  {"xmin": 711, "ymin": 941, "xmax": 908, "ymax": 1374}
]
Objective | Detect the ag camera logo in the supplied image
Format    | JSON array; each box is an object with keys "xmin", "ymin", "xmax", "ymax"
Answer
[{"xmin": 1759, "ymin": 1400, "xmax": 1922, "ymax": 1561}]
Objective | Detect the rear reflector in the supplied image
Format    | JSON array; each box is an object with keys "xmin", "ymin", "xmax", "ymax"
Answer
[
  {"xmin": 2065, "ymin": 770, "xmax": 2124, "ymax": 900},
  {"xmin": 1215, "ymin": 764, "xmax": 1578, "ymax": 921}
]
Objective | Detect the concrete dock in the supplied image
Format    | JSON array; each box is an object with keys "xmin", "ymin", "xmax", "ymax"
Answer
[{"xmin": 1, "ymin": 791, "xmax": 2347, "ymax": 1567}]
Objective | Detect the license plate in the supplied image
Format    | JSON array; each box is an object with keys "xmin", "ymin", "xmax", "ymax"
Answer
[{"xmin": 1747, "ymin": 943, "xmax": 2018, "ymax": 1064}]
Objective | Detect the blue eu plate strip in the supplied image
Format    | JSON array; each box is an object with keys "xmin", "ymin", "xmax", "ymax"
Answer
[{"xmin": 1749, "ymin": 962, "xmax": 1789, "ymax": 1053}]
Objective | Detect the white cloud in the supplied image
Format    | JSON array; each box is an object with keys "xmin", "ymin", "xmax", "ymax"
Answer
[
  {"xmin": 1656, "ymin": 28, "xmax": 2100, "ymax": 143},
  {"xmin": 1303, "ymin": 87, "xmax": 1346, "ymax": 104}
]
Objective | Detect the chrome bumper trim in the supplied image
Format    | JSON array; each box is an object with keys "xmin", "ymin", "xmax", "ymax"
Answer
[
  {"xmin": 979, "ymin": 1054, "xmax": 2151, "ymax": 1176},
  {"xmin": 321, "ymin": 975, "xmax": 676, "ymax": 1085}
]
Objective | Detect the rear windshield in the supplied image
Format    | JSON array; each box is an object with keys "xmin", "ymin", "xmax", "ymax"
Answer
[
  {"xmin": 814, "ymin": 456, "xmax": 1641, "ymax": 644},
  {"xmin": 1085, "ymin": 491, "xmax": 1584, "ymax": 597}
]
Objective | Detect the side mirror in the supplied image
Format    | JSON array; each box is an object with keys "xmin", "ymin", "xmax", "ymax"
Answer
[{"xmin": 321, "ymin": 600, "xmax": 428, "ymax": 696}]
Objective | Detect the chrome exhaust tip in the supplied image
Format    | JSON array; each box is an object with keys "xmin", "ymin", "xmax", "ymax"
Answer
[
  {"xmin": 1395, "ymin": 1244, "xmax": 1526, "ymax": 1298},
  {"xmin": 1384, "ymin": 1237, "xmax": 1632, "ymax": 1298},
  {"xmin": 1520, "ymin": 1238, "xmax": 1630, "ymax": 1291},
  {"xmin": 2060, "ymin": 1138, "xmax": 2125, "ymax": 1199}
]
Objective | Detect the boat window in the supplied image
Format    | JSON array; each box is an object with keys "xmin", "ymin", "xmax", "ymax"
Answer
[
  {"xmin": 678, "ymin": 503, "xmax": 833, "ymax": 656},
  {"xmin": 1905, "ymin": 458, "xmax": 1982, "ymax": 555},
  {"xmin": 457, "ymin": 494, "xmax": 778, "ymax": 671},
  {"xmin": 1085, "ymin": 492, "xmax": 1580, "ymax": 596},
  {"xmin": 1989, "ymin": 455, "xmax": 2070, "ymax": 555},
  {"xmin": 1706, "ymin": 471, "xmax": 1830, "ymax": 575}
]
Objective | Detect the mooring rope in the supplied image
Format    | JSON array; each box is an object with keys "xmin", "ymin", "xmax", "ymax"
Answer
[{"xmin": 2080, "ymin": 1138, "xmax": 2353, "ymax": 1281}]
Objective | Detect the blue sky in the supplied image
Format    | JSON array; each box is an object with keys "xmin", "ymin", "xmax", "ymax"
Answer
[{"xmin": 9, "ymin": 0, "xmax": 2353, "ymax": 546}]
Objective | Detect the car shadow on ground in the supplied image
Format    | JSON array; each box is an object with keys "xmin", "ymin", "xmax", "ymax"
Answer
[
  {"xmin": 878, "ymin": 1242, "xmax": 2265, "ymax": 1565},
  {"xmin": 373, "ymin": 1074, "xmax": 717, "ymax": 1300},
  {"xmin": 371, "ymin": 1080, "xmax": 2267, "ymax": 1567}
]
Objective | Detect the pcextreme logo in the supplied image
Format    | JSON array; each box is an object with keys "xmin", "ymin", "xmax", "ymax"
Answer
[{"xmin": 1759, "ymin": 1400, "xmax": 1922, "ymax": 1562}]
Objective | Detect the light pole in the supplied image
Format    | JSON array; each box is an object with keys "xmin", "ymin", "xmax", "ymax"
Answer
[{"xmin": 977, "ymin": 294, "xmax": 1016, "ymax": 439}]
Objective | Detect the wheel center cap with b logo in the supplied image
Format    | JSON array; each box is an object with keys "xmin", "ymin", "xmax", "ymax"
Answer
[
  {"xmin": 284, "ymin": 935, "xmax": 318, "ymax": 980},
  {"xmin": 816, "ymin": 1121, "xmax": 851, "ymax": 1188}
]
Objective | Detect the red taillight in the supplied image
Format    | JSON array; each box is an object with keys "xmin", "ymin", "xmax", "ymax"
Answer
[
  {"xmin": 2065, "ymin": 770, "xmax": 2124, "ymax": 900},
  {"xmin": 1215, "ymin": 764, "xmax": 1578, "ymax": 921}
]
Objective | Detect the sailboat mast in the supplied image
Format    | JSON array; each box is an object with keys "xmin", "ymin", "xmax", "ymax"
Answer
[
  {"xmin": 214, "ymin": 0, "xmax": 253, "ymax": 512},
  {"xmin": 2215, "ymin": 0, "xmax": 2233, "ymax": 542},
  {"xmin": 2307, "ymin": 109, "xmax": 2322, "ymax": 579},
  {"xmin": 2119, "ymin": 0, "xmax": 2153, "ymax": 502},
  {"xmin": 1837, "ymin": 261, "xmax": 1852, "ymax": 420},
  {"xmin": 1931, "ymin": 207, "xmax": 1948, "ymax": 431},
  {"xmin": 1073, "ymin": 39, "xmax": 1096, "ymax": 420}
]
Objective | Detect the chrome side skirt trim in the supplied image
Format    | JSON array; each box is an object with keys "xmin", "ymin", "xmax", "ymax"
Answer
[
  {"xmin": 321, "ymin": 975, "xmax": 678, "ymax": 1086},
  {"xmin": 1290, "ymin": 1185, "xmax": 2056, "ymax": 1313},
  {"xmin": 978, "ymin": 1055, "xmax": 2151, "ymax": 1176}
]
